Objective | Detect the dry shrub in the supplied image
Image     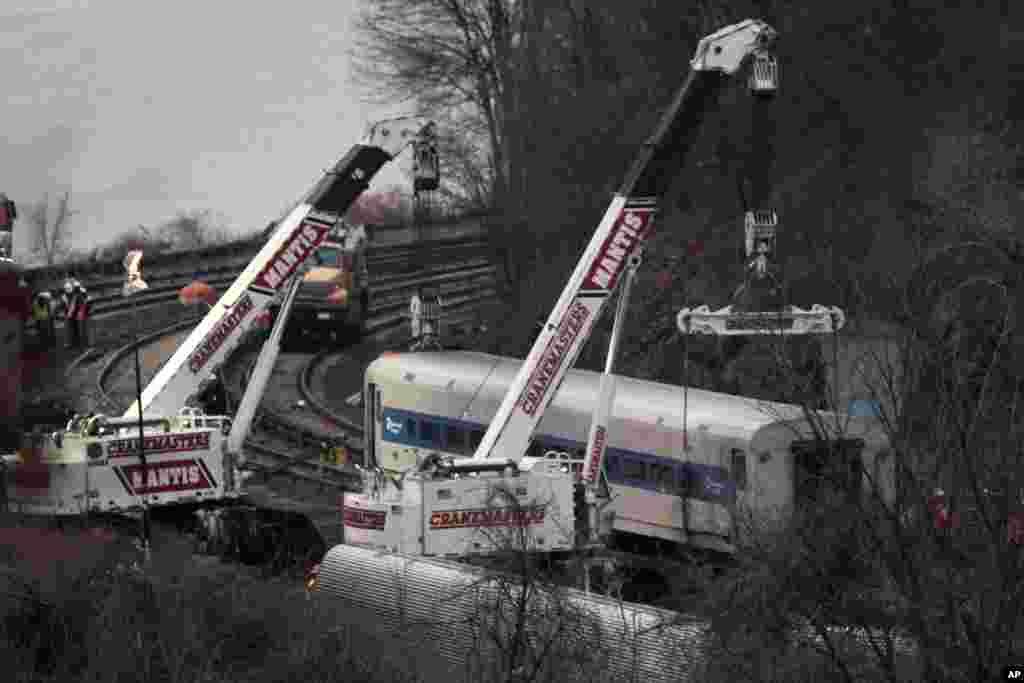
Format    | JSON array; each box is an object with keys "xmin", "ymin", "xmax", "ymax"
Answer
[{"xmin": 0, "ymin": 518, "xmax": 417, "ymax": 683}]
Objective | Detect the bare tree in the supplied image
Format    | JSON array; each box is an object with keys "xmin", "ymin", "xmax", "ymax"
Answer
[
  {"xmin": 691, "ymin": 247, "xmax": 1024, "ymax": 682},
  {"xmin": 27, "ymin": 192, "xmax": 76, "ymax": 266},
  {"xmin": 156, "ymin": 210, "xmax": 232, "ymax": 251},
  {"xmin": 100, "ymin": 225, "xmax": 175, "ymax": 261},
  {"xmin": 350, "ymin": 0, "xmax": 536, "ymax": 290},
  {"xmin": 410, "ymin": 109, "xmax": 495, "ymax": 213},
  {"xmin": 350, "ymin": 0, "xmax": 520, "ymax": 203}
]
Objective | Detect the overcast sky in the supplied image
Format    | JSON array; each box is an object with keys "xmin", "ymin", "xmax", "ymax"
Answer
[{"xmin": 2, "ymin": 0, "xmax": 411, "ymax": 260}]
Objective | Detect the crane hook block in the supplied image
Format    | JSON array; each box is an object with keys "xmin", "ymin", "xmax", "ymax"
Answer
[
  {"xmin": 749, "ymin": 50, "xmax": 779, "ymax": 96},
  {"xmin": 677, "ymin": 304, "xmax": 846, "ymax": 336},
  {"xmin": 745, "ymin": 209, "xmax": 777, "ymax": 259}
]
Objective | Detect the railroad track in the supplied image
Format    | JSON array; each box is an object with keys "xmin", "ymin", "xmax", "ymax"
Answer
[
  {"xmin": 222, "ymin": 288, "xmax": 497, "ymax": 483},
  {"xmin": 70, "ymin": 236, "xmax": 490, "ymax": 318},
  {"xmin": 90, "ymin": 258, "xmax": 499, "ymax": 501}
]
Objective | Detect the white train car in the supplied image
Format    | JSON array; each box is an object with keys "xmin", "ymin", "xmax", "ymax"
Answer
[{"xmin": 363, "ymin": 351, "xmax": 894, "ymax": 553}]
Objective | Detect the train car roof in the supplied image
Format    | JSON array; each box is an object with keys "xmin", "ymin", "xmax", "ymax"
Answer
[{"xmin": 367, "ymin": 351, "xmax": 817, "ymax": 441}]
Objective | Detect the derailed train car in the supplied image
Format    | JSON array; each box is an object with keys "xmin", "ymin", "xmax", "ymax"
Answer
[
  {"xmin": 314, "ymin": 544, "xmax": 918, "ymax": 682},
  {"xmin": 315, "ymin": 543, "xmax": 712, "ymax": 683},
  {"xmin": 362, "ymin": 351, "xmax": 894, "ymax": 554}
]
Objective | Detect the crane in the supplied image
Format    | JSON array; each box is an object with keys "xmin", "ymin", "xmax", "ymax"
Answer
[
  {"xmin": 3, "ymin": 118, "xmax": 433, "ymax": 560},
  {"xmin": 123, "ymin": 117, "xmax": 434, "ymax": 420},
  {"xmin": 342, "ymin": 18, "xmax": 784, "ymax": 557}
]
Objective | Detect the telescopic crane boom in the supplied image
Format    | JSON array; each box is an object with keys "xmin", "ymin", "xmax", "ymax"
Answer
[
  {"xmin": 123, "ymin": 118, "xmax": 434, "ymax": 420},
  {"xmin": 467, "ymin": 19, "xmax": 779, "ymax": 467}
]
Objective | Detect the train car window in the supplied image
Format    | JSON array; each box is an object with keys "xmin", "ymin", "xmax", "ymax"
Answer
[
  {"xmin": 314, "ymin": 248, "xmax": 341, "ymax": 267},
  {"xmin": 446, "ymin": 425, "xmax": 464, "ymax": 453},
  {"xmin": 652, "ymin": 464, "xmax": 675, "ymax": 494},
  {"xmin": 731, "ymin": 449, "xmax": 747, "ymax": 491},
  {"xmin": 420, "ymin": 420, "xmax": 438, "ymax": 446},
  {"xmin": 649, "ymin": 463, "xmax": 663, "ymax": 490},
  {"xmin": 468, "ymin": 428, "xmax": 485, "ymax": 452},
  {"xmin": 570, "ymin": 447, "xmax": 585, "ymax": 462},
  {"xmin": 622, "ymin": 458, "xmax": 647, "ymax": 482},
  {"xmin": 405, "ymin": 418, "xmax": 416, "ymax": 440},
  {"xmin": 605, "ymin": 454, "xmax": 620, "ymax": 479},
  {"xmin": 528, "ymin": 440, "xmax": 548, "ymax": 459},
  {"xmin": 677, "ymin": 466, "xmax": 691, "ymax": 497}
]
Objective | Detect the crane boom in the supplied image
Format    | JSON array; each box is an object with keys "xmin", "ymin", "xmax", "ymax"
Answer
[
  {"xmin": 471, "ymin": 19, "xmax": 778, "ymax": 464},
  {"xmin": 122, "ymin": 118, "xmax": 432, "ymax": 420},
  {"xmin": 224, "ymin": 273, "xmax": 302, "ymax": 460}
]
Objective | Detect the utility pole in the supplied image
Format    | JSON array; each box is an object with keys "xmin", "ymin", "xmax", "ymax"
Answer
[
  {"xmin": 133, "ymin": 295, "xmax": 151, "ymax": 562},
  {"xmin": 123, "ymin": 249, "xmax": 151, "ymax": 563}
]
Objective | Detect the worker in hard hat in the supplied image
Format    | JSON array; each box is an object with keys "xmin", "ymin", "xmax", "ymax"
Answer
[
  {"xmin": 62, "ymin": 280, "xmax": 79, "ymax": 348},
  {"xmin": 409, "ymin": 286, "xmax": 423, "ymax": 343},
  {"xmin": 0, "ymin": 193, "xmax": 15, "ymax": 259},
  {"xmin": 31, "ymin": 292, "xmax": 53, "ymax": 349},
  {"xmin": 332, "ymin": 439, "xmax": 349, "ymax": 467},
  {"xmin": 72, "ymin": 281, "xmax": 91, "ymax": 348}
]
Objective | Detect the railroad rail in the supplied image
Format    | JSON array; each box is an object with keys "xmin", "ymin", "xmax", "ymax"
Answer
[
  {"xmin": 22, "ymin": 217, "xmax": 487, "ymax": 294},
  {"xmin": 73, "ymin": 236, "xmax": 489, "ymax": 318},
  {"xmin": 91, "ymin": 258, "xmax": 499, "ymax": 495}
]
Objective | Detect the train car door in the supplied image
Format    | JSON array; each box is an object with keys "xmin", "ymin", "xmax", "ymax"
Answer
[
  {"xmin": 715, "ymin": 439, "xmax": 747, "ymax": 540},
  {"xmin": 723, "ymin": 439, "xmax": 750, "ymax": 515},
  {"xmin": 364, "ymin": 381, "xmax": 379, "ymax": 468}
]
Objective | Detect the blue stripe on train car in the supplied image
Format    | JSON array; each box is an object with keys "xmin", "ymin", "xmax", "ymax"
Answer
[
  {"xmin": 379, "ymin": 406, "xmax": 735, "ymax": 503},
  {"xmin": 848, "ymin": 399, "xmax": 881, "ymax": 418}
]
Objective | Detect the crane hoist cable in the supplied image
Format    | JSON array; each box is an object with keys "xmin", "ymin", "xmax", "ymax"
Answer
[{"xmin": 678, "ymin": 61, "xmax": 780, "ymax": 449}]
